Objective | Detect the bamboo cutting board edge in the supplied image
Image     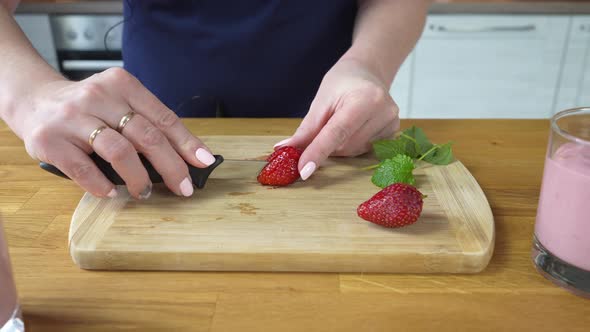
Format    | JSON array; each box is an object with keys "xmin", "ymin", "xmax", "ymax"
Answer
[{"xmin": 69, "ymin": 248, "xmax": 488, "ymax": 273}]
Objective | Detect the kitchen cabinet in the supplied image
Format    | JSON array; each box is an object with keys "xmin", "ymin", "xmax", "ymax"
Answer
[
  {"xmin": 14, "ymin": 14, "xmax": 58, "ymax": 70},
  {"xmin": 581, "ymin": 43, "xmax": 590, "ymax": 106},
  {"xmin": 389, "ymin": 54, "xmax": 413, "ymax": 118},
  {"xmin": 411, "ymin": 15, "xmax": 570, "ymax": 118},
  {"xmin": 556, "ymin": 16, "xmax": 590, "ymax": 111}
]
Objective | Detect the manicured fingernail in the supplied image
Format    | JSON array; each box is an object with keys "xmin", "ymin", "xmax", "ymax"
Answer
[
  {"xmin": 139, "ymin": 184, "xmax": 152, "ymax": 200},
  {"xmin": 196, "ymin": 148, "xmax": 216, "ymax": 166},
  {"xmin": 300, "ymin": 162, "xmax": 316, "ymax": 181},
  {"xmin": 107, "ymin": 188, "xmax": 118, "ymax": 198},
  {"xmin": 273, "ymin": 138, "xmax": 291, "ymax": 148},
  {"xmin": 179, "ymin": 177, "xmax": 194, "ymax": 197}
]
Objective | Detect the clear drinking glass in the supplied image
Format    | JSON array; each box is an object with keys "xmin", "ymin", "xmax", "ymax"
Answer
[
  {"xmin": 532, "ymin": 107, "xmax": 590, "ymax": 298},
  {"xmin": 0, "ymin": 216, "xmax": 25, "ymax": 332}
]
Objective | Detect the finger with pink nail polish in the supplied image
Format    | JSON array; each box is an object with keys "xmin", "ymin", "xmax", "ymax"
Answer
[
  {"xmin": 273, "ymin": 138, "xmax": 292, "ymax": 149},
  {"xmin": 300, "ymin": 161, "xmax": 317, "ymax": 181}
]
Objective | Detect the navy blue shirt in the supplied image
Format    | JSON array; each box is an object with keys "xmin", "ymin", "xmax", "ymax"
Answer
[{"xmin": 122, "ymin": 1, "xmax": 357, "ymax": 118}]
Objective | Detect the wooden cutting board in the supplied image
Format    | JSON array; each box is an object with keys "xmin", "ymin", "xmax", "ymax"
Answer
[{"xmin": 68, "ymin": 136, "xmax": 494, "ymax": 273}]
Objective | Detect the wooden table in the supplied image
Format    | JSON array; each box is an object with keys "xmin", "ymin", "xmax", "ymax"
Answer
[{"xmin": 1, "ymin": 119, "xmax": 589, "ymax": 331}]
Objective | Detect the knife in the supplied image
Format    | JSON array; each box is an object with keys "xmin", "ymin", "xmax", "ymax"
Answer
[{"xmin": 39, "ymin": 153, "xmax": 225, "ymax": 189}]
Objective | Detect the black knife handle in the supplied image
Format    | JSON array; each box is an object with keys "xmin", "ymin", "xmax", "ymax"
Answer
[{"xmin": 39, "ymin": 152, "xmax": 224, "ymax": 189}]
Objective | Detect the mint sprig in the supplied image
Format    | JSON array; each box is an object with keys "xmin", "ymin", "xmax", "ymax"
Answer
[
  {"xmin": 371, "ymin": 154, "xmax": 415, "ymax": 188},
  {"xmin": 400, "ymin": 126, "xmax": 432, "ymax": 159},
  {"xmin": 366, "ymin": 126, "xmax": 454, "ymax": 188},
  {"xmin": 373, "ymin": 139, "xmax": 408, "ymax": 161},
  {"xmin": 420, "ymin": 142, "xmax": 453, "ymax": 165}
]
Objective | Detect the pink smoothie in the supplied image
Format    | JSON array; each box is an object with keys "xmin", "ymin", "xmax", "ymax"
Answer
[
  {"xmin": 535, "ymin": 142, "xmax": 590, "ymax": 271},
  {"xmin": 0, "ymin": 223, "xmax": 18, "ymax": 327}
]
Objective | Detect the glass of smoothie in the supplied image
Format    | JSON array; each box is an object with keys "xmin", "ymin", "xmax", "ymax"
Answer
[
  {"xmin": 0, "ymin": 216, "xmax": 25, "ymax": 332},
  {"xmin": 532, "ymin": 107, "xmax": 590, "ymax": 298}
]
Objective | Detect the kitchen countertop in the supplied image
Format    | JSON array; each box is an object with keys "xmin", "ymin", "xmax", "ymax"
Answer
[
  {"xmin": 1, "ymin": 118, "xmax": 589, "ymax": 331},
  {"xmin": 14, "ymin": 0, "xmax": 590, "ymax": 14}
]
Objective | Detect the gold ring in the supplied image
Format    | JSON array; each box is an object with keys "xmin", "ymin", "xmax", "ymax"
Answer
[
  {"xmin": 88, "ymin": 125, "xmax": 107, "ymax": 146},
  {"xmin": 117, "ymin": 111, "xmax": 135, "ymax": 132}
]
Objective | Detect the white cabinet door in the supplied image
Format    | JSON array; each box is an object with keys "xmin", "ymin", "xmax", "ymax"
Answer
[
  {"xmin": 555, "ymin": 16, "xmax": 590, "ymax": 111},
  {"xmin": 14, "ymin": 14, "xmax": 58, "ymax": 70},
  {"xmin": 577, "ymin": 19, "xmax": 590, "ymax": 107},
  {"xmin": 389, "ymin": 53, "xmax": 413, "ymax": 118},
  {"xmin": 412, "ymin": 15, "xmax": 570, "ymax": 119}
]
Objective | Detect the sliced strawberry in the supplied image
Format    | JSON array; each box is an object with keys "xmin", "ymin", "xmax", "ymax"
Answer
[
  {"xmin": 257, "ymin": 146, "xmax": 303, "ymax": 186},
  {"xmin": 266, "ymin": 148, "xmax": 282, "ymax": 162}
]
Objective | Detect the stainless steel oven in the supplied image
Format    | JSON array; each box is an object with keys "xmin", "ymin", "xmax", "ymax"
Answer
[{"xmin": 50, "ymin": 15, "xmax": 123, "ymax": 81}]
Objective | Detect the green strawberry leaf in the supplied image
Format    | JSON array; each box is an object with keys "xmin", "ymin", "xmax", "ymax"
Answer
[
  {"xmin": 371, "ymin": 154, "xmax": 415, "ymax": 188},
  {"xmin": 373, "ymin": 138, "xmax": 409, "ymax": 161},
  {"xmin": 422, "ymin": 142, "xmax": 454, "ymax": 165}
]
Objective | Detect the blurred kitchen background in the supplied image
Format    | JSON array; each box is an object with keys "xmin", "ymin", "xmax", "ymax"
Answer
[{"xmin": 13, "ymin": 0, "xmax": 590, "ymax": 118}]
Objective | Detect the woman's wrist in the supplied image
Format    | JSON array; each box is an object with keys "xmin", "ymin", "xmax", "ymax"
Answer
[
  {"xmin": 336, "ymin": 51, "xmax": 393, "ymax": 88},
  {"xmin": 0, "ymin": 74, "xmax": 66, "ymax": 139},
  {"xmin": 0, "ymin": 4, "xmax": 67, "ymax": 138}
]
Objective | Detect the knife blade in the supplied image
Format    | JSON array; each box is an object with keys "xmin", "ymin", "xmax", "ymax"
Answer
[{"xmin": 39, "ymin": 153, "xmax": 225, "ymax": 189}]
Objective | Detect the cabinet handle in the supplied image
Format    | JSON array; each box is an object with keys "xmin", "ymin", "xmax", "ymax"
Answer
[
  {"xmin": 62, "ymin": 60, "xmax": 124, "ymax": 71},
  {"xmin": 429, "ymin": 24, "xmax": 536, "ymax": 33}
]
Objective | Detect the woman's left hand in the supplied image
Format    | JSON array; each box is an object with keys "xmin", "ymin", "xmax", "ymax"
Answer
[{"xmin": 277, "ymin": 58, "xmax": 400, "ymax": 181}]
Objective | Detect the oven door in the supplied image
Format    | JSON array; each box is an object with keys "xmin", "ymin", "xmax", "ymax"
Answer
[
  {"xmin": 57, "ymin": 51, "xmax": 123, "ymax": 81},
  {"xmin": 51, "ymin": 15, "xmax": 124, "ymax": 81}
]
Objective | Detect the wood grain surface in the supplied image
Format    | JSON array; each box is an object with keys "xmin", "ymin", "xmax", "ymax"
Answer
[
  {"xmin": 1, "ymin": 119, "xmax": 589, "ymax": 331},
  {"xmin": 68, "ymin": 136, "xmax": 493, "ymax": 273},
  {"xmin": 20, "ymin": 0, "xmax": 590, "ymax": 4}
]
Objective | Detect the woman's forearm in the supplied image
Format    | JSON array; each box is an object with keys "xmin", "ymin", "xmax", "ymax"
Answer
[
  {"xmin": 342, "ymin": 0, "xmax": 432, "ymax": 86},
  {"xmin": 1, "ymin": 0, "xmax": 20, "ymax": 13},
  {"xmin": 0, "ymin": 3, "xmax": 65, "ymax": 138}
]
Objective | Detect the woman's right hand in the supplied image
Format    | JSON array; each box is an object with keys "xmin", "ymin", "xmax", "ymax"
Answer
[{"xmin": 20, "ymin": 67, "xmax": 216, "ymax": 199}]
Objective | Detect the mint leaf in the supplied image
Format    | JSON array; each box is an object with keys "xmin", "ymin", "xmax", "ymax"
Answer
[
  {"xmin": 373, "ymin": 138, "xmax": 409, "ymax": 161},
  {"xmin": 401, "ymin": 126, "xmax": 433, "ymax": 158},
  {"xmin": 422, "ymin": 142, "xmax": 454, "ymax": 165},
  {"xmin": 367, "ymin": 127, "xmax": 455, "ymax": 189},
  {"xmin": 371, "ymin": 154, "xmax": 415, "ymax": 188}
]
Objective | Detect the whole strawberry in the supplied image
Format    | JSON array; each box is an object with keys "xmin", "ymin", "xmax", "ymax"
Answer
[
  {"xmin": 257, "ymin": 146, "xmax": 303, "ymax": 186},
  {"xmin": 357, "ymin": 183, "xmax": 424, "ymax": 228}
]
